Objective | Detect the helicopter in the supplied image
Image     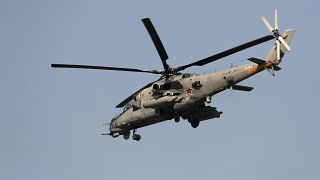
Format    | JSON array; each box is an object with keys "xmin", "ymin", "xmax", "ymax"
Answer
[{"xmin": 51, "ymin": 9, "xmax": 295, "ymax": 141}]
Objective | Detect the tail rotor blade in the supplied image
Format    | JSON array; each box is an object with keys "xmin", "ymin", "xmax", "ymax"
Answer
[
  {"xmin": 262, "ymin": 16, "xmax": 274, "ymax": 32},
  {"xmin": 278, "ymin": 36, "xmax": 291, "ymax": 51},
  {"xmin": 263, "ymin": 9, "xmax": 291, "ymax": 53},
  {"xmin": 274, "ymin": 9, "xmax": 278, "ymax": 30},
  {"xmin": 276, "ymin": 40, "xmax": 281, "ymax": 60}
]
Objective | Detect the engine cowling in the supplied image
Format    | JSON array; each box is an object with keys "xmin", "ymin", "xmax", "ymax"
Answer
[{"xmin": 143, "ymin": 96, "xmax": 177, "ymax": 109}]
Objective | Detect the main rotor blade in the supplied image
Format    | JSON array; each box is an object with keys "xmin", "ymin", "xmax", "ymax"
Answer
[
  {"xmin": 51, "ymin": 64, "xmax": 162, "ymax": 74},
  {"xmin": 142, "ymin": 18, "xmax": 170, "ymax": 70},
  {"xmin": 274, "ymin": 9, "xmax": 278, "ymax": 30},
  {"xmin": 262, "ymin": 16, "xmax": 274, "ymax": 32},
  {"xmin": 175, "ymin": 35, "xmax": 275, "ymax": 72},
  {"xmin": 115, "ymin": 78, "xmax": 162, "ymax": 108}
]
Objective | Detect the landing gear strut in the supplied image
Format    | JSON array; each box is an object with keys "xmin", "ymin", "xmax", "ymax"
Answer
[{"xmin": 132, "ymin": 129, "xmax": 141, "ymax": 141}]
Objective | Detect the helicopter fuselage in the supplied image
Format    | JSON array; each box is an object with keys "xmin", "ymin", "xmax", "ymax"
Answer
[{"xmin": 109, "ymin": 62, "xmax": 265, "ymax": 137}]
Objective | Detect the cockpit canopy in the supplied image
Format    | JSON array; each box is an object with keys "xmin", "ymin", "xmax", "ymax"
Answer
[
  {"xmin": 182, "ymin": 73, "xmax": 192, "ymax": 78},
  {"xmin": 123, "ymin": 103, "xmax": 132, "ymax": 112},
  {"xmin": 152, "ymin": 81, "xmax": 183, "ymax": 91},
  {"xmin": 110, "ymin": 103, "xmax": 132, "ymax": 124}
]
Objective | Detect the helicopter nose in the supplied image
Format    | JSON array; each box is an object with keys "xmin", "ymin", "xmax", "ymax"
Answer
[
  {"xmin": 109, "ymin": 121, "xmax": 115, "ymax": 130},
  {"xmin": 109, "ymin": 119, "xmax": 119, "ymax": 132}
]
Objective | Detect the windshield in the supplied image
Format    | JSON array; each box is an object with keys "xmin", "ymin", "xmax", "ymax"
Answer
[
  {"xmin": 123, "ymin": 103, "xmax": 132, "ymax": 112},
  {"xmin": 110, "ymin": 113, "xmax": 120, "ymax": 124},
  {"xmin": 110, "ymin": 103, "xmax": 132, "ymax": 124}
]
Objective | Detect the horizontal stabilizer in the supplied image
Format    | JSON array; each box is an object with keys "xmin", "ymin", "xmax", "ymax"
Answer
[
  {"xmin": 248, "ymin": 57, "xmax": 266, "ymax": 65},
  {"xmin": 232, "ymin": 84, "xmax": 254, "ymax": 91},
  {"xmin": 273, "ymin": 65, "xmax": 281, "ymax": 71}
]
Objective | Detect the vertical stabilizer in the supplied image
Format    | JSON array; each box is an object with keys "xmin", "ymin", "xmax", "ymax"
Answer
[{"xmin": 265, "ymin": 29, "xmax": 296, "ymax": 63}]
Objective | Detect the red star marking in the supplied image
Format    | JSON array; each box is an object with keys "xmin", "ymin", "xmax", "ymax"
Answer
[{"xmin": 185, "ymin": 87, "xmax": 192, "ymax": 94}]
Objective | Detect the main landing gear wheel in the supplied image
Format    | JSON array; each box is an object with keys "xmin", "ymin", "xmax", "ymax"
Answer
[
  {"xmin": 174, "ymin": 117, "xmax": 180, "ymax": 123},
  {"xmin": 191, "ymin": 121, "xmax": 200, "ymax": 128},
  {"xmin": 132, "ymin": 129, "xmax": 141, "ymax": 141},
  {"xmin": 123, "ymin": 133, "xmax": 130, "ymax": 140},
  {"xmin": 132, "ymin": 134, "xmax": 141, "ymax": 141}
]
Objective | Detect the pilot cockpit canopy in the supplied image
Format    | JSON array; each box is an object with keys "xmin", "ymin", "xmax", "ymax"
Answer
[
  {"xmin": 182, "ymin": 73, "xmax": 192, "ymax": 78},
  {"xmin": 123, "ymin": 103, "xmax": 132, "ymax": 112}
]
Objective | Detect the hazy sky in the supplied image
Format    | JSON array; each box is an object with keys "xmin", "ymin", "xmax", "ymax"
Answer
[{"xmin": 1, "ymin": 0, "xmax": 319, "ymax": 180}]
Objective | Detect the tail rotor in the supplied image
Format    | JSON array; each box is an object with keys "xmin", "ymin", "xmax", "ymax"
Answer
[{"xmin": 262, "ymin": 9, "xmax": 291, "ymax": 61}]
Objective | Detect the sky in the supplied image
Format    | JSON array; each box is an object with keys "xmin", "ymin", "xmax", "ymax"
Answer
[{"xmin": 0, "ymin": 0, "xmax": 319, "ymax": 180}]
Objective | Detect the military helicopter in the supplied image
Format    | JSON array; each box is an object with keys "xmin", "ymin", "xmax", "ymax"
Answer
[{"xmin": 52, "ymin": 9, "xmax": 295, "ymax": 141}]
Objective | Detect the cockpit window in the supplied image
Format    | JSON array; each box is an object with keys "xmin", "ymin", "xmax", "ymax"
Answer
[
  {"xmin": 153, "ymin": 83, "xmax": 171, "ymax": 90},
  {"xmin": 152, "ymin": 81, "xmax": 183, "ymax": 91},
  {"xmin": 153, "ymin": 84, "xmax": 160, "ymax": 90},
  {"xmin": 111, "ymin": 114, "xmax": 120, "ymax": 123},
  {"xmin": 182, "ymin": 73, "xmax": 192, "ymax": 78},
  {"xmin": 123, "ymin": 103, "xmax": 132, "ymax": 112}
]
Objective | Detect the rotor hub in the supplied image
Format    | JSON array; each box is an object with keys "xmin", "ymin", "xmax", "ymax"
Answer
[{"xmin": 272, "ymin": 29, "xmax": 280, "ymax": 38}]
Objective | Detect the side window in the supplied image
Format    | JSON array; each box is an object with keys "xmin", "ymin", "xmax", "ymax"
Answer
[
  {"xmin": 153, "ymin": 84, "xmax": 160, "ymax": 90},
  {"xmin": 192, "ymin": 81, "xmax": 202, "ymax": 88},
  {"xmin": 182, "ymin": 73, "xmax": 191, "ymax": 78}
]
